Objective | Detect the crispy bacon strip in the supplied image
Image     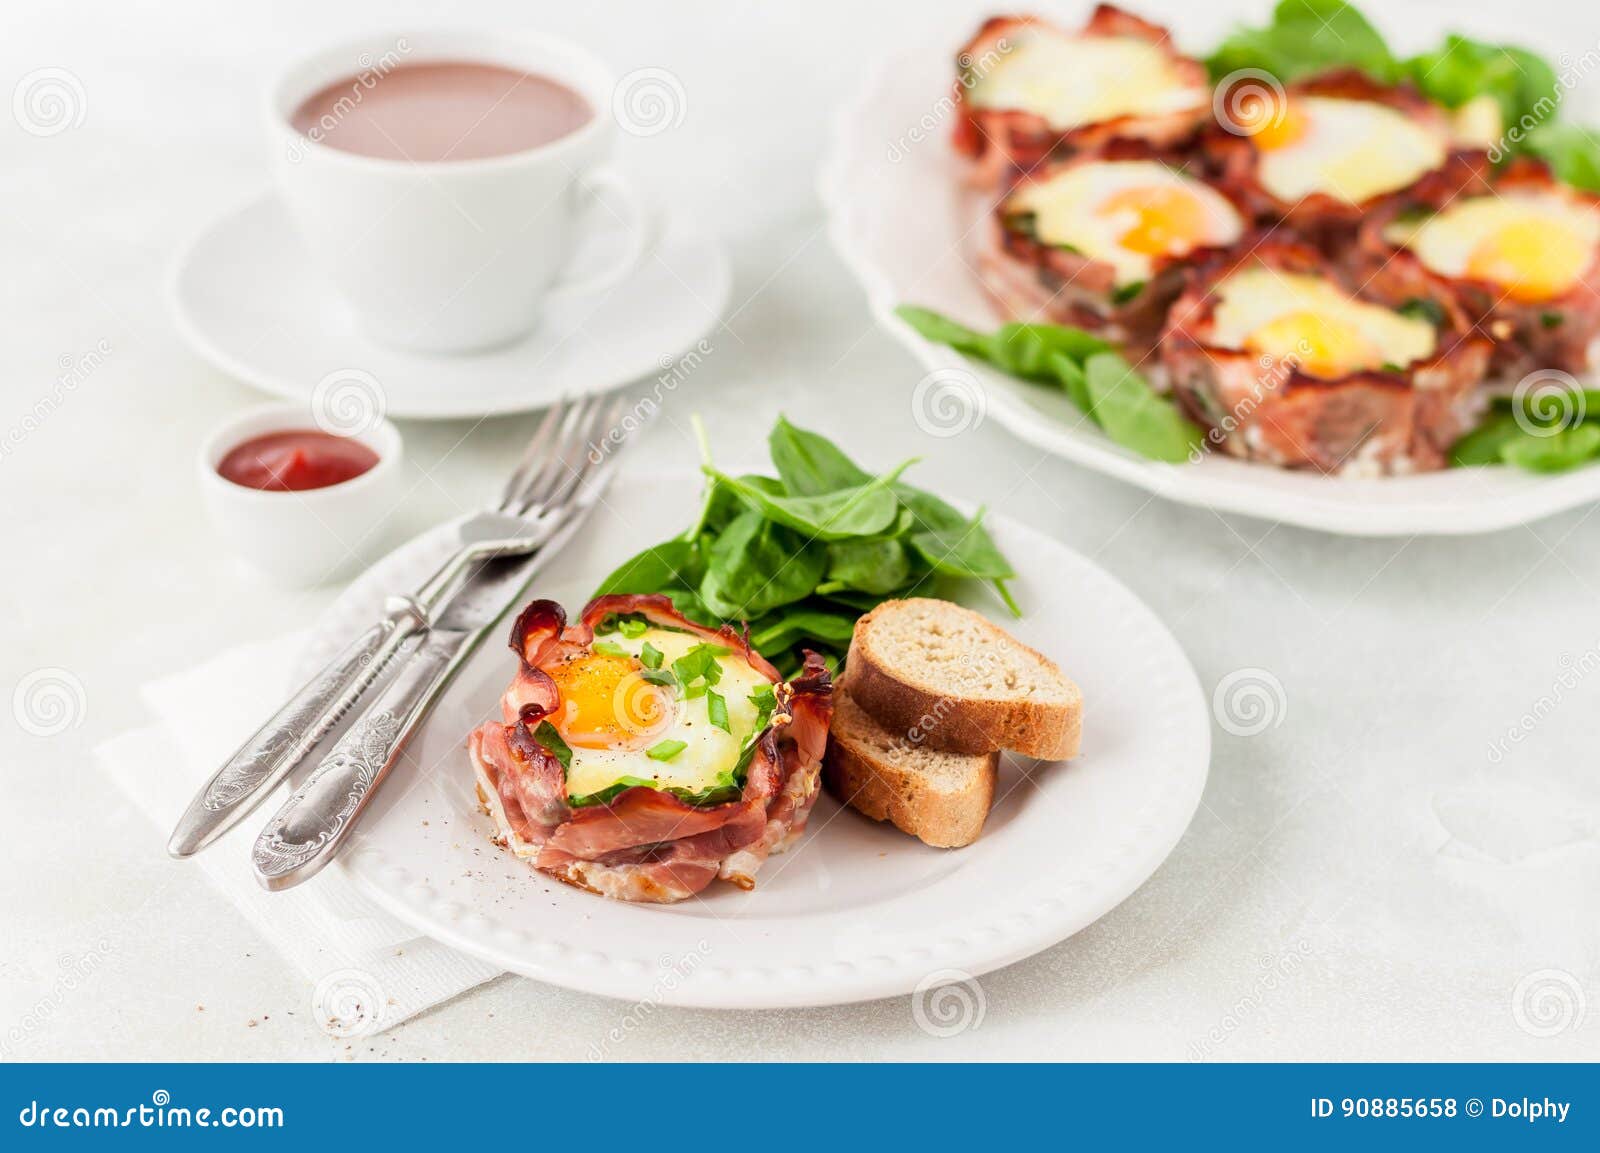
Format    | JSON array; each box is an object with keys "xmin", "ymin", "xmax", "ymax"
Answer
[{"xmin": 468, "ymin": 597, "xmax": 832, "ymax": 903}]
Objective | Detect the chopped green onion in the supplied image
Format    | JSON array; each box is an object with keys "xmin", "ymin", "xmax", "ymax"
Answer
[
  {"xmin": 646, "ymin": 740, "xmax": 687, "ymax": 761},
  {"xmin": 639, "ymin": 641, "xmax": 663, "ymax": 669},
  {"xmin": 706, "ymin": 689, "xmax": 730, "ymax": 733}
]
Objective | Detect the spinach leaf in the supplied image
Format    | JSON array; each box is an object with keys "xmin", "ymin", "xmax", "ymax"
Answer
[
  {"xmin": 825, "ymin": 537, "xmax": 912, "ymax": 595},
  {"xmin": 1205, "ymin": 0, "xmax": 1397, "ymax": 85},
  {"xmin": 705, "ymin": 461, "xmax": 914, "ymax": 540},
  {"xmin": 532, "ymin": 721, "xmax": 572, "ymax": 771},
  {"xmin": 593, "ymin": 537, "xmax": 701, "ymax": 598},
  {"xmin": 1501, "ymin": 426, "xmax": 1600, "ymax": 472},
  {"xmin": 1082, "ymin": 352, "xmax": 1205, "ymax": 463},
  {"xmin": 703, "ymin": 509, "xmax": 825, "ymax": 616},
  {"xmin": 894, "ymin": 305, "xmax": 993, "ymax": 357},
  {"xmin": 769, "ymin": 413, "xmax": 872, "ymax": 495},
  {"xmin": 747, "ymin": 605, "xmax": 862, "ymax": 655},
  {"xmin": 1526, "ymin": 123, "xmax": 1600, "ymax": 194}
]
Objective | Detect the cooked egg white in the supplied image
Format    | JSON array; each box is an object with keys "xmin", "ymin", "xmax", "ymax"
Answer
[
  {"xmin": 1254, "ymin": 96, "xmax": 1446, "ymax": 206},
  {"xmin": 1383, "ymin": 193, "xmax": 1600, "ymax": 303},
  {"xmin": 1208, "ymin": 268, "xmax": 1438, "ymax": 378},
  {"xmin": 545, "ymin": 626, "xmax": 772, "ymax": 802},
  {"xmin": 1007, "ymin": 159, "xmax": 1244, "ymax": 285},
  {"xmin": 969, "ymin": 29, "xmax": 1205, "ymax": 129}
]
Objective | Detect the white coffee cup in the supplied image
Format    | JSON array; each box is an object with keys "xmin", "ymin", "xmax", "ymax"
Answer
[{"xmin": 267, "ymin": 31, "xmax": 655, "ymax": 354}]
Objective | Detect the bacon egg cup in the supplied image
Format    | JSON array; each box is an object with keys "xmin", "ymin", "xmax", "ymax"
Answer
[
  {"xmin": 1357, "ymin": 158, "xmax": 1600, "ymax": 377},
  {"xmin": 952, "ymin": 5, "xmax": 1210, "ymax": 186},
  {"xmin": 1161, "ymin": 238, "xmax": 1492, "ymax": 475},
  {"xmin": 467, "ymin": 594, "xmax": 832, "ymax": 904},
  {"xmin": 1206, "ymin": 70, "xmax": 1483, "ymax": 234},
  {"xmin": 980, "ymin": 143, "xmax": 1248, "ymax": 350}
]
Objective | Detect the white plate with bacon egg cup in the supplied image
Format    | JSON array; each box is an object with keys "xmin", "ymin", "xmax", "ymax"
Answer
[{"xmin": 295, "ymin": 470, "xmax": 1209, "ymax": 1009}]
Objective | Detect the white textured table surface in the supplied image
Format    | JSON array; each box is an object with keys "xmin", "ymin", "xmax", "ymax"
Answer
[{"xmin": 3, "ymin": 0, "xmax": 1599, "ymax": 1061}]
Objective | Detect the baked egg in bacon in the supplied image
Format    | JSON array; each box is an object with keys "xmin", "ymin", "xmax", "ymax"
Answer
[
  {"xmin": 1002, "ymin": 158, "xmax": 1244, "ymax": 287},
  {"xmin": 538, "ymin": 622, "xmax": 777, "ymax": 806},
  {"xmin": 1248, "ymin": 95, "xmax": 1446, "ymax": 207},
  {"xmin": 1382, "ymin": 192, "xmax": 1600, "ymax": 304},
  {"xmin": 1160, "ymin": 240, "xmax": 1492, "ymax": 475},
  {"xmin": 1205, "ymin": 267, "xmax": 1438, "ymax": 379},
  {"xmin": 967, "ymin": 24, "xmax": 1206, "ymax": 134}
]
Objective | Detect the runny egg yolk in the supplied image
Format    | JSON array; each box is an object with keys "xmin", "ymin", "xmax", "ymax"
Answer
[
  {"xmin": 1249, "ymin": 100, "xmax": 1307, "ymax": 152},
  {"xmin": 1465, "ymin": 217, "xmax": 1591, "ymax": 303},
  {"xmin": 1383, "ymin": 194, "xmax": 1600, "ymax": 304},
  {"xmin": 545, "ymin": 651, "xmax": 674, "ymax": 750},
  {"xmin": 1099, "ymin": 186, "xmax": 1208, "ymax": 255},
  {"xmin": 1243, "ymin": 310, "xmax": 1381, "ymax": 379},
  {"xmin": 1209, "ymin": 269, "xmax": 1437, "ymax": 379}
]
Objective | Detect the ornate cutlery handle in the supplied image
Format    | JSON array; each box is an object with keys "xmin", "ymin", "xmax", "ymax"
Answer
[
  {"xmin": 250, "ymin": 628, "xmax": 468, "ymax": 890},
  {"xmin": 167, "ymin": 599, "xmax": 428, "ymax": 858}
]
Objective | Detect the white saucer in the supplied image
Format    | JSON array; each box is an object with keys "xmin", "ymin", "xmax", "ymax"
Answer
[{"xmin": 169, "ymin": 194, "xmax": 731, "ymax": 421}]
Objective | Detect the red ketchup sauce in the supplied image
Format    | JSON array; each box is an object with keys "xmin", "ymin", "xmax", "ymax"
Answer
[{"xmin": 216, "ymin": 429, "xmax": 379, "ymax": 492}]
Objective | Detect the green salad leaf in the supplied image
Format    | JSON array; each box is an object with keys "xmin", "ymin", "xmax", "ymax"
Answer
[
  {"xmin": 897, "ymin": 306, "xmax": 1203, "ymax": 463},
  {"xmin": 1204, "ymin": 0, "xmax": 1395, "ymax": 86},
  {"xmin": 591, "ymin": 415, "xmax": 1020, "ymax": 675},
  {"xmin": 1205, "ymin": 2, "xmax": 1568, "ymax": 152},
  {"xmin": 1451, "ymin": 390, "xmax": 1600, "ymax": 473}
]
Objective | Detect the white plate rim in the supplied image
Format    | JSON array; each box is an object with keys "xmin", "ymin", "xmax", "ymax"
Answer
[
  {"xmin": 167, "ymin": 192, "xmax": 731, "ymax": 422},
  {"xmin": 817, "ymin": 44, "xmax": 1600, "ymax": 537},
  {"xmin": 310, "ymin": 472, "xmax": 1212, "ymax": 1009}
]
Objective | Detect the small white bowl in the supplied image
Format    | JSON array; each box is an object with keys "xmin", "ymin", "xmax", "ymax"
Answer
[{"xmin": 199, "ymin": 404, "xmax": 404, "ymax": 587}]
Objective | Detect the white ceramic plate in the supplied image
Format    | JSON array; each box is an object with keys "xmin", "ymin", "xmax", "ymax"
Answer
[
  {"xmin": 819, "ymin": 41, "xmax": 1600, "ymax": 536},
  {"xmin": 170, "ymin": 194, "xmax": 730, "ymax": 421},
  {"xmin": 299, "ymin": 471, "xmax": 1209, "ymax": 1008}
]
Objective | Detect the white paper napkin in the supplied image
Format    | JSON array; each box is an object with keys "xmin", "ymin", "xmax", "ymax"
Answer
[{"xmin": 94, "ymin": 630, "xmax": 500, "ymax": 1037}]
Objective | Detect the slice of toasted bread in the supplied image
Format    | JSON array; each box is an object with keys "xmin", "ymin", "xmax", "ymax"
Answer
[
  {"xmin": 824, "ymin": 682, "xmax": 998, "ymax": 848},
  {"xmin": 844, "ymin": 597, "xmax": 1081, "ymax": 760}
]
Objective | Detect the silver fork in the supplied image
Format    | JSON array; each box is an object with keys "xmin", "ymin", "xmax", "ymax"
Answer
[{"xmin": 168, "ymin": 394, "xmax": 625, "ymax": 858}]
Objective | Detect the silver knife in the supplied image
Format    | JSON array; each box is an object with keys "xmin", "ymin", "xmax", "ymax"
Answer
[
  {"xmin": 168, "ymin": 395, "xmax": 616, "ymax": 858},
  {"xmin": 248, "ymin": 457, "xmax": 615, "ymax": 890}
]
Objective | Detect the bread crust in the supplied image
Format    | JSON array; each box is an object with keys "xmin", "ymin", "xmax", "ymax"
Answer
[
  {"xmin": 844, "ymin": 599, "xmax": 1082, "ymax": 760},
  {"xmin": 823, "ymin": 714, "xmax": 998, "ymax": 848}
]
